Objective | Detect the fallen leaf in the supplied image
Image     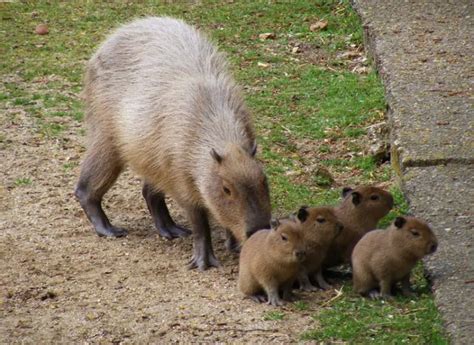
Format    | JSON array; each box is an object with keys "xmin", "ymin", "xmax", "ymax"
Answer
[
  {"xmin": 257, "ymin": 62, "xmax": 270, "ymax": 68},
  {"xmin": 292, "ymin": 46, "xmax": 300, "ymax": 54},
  {"xmin": 337, "ymin": 51, "xmax": 361, "ymax": 59},
  {"xmin": 310, "ymin": 20, "xmax": 328, "ymax": 31},
  {"xmin": 259, "ymin": 32, "xmax": 275, "ymax": 40}
]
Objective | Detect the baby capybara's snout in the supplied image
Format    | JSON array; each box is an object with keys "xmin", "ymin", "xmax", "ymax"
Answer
[{"xmin": 295, "ymin": 249, "xmax": 306, "ymax": 262}]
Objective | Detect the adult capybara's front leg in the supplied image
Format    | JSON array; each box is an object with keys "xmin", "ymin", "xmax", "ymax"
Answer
[
  {"xmin": 225, "ymin": 229, "xmax": 240, "ymax": 253},
  {"xmin": 187, "ymin": 207, "xmax": 220, "ymax": 270},
  {"xmin": 142, "ymin": 183, "xmax": 191, "ymax": 239}
]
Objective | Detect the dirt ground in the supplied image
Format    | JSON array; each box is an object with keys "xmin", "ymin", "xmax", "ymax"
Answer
[{"xmin": 0, "ymin": 83, "xmax": 343, "ymax": 343}]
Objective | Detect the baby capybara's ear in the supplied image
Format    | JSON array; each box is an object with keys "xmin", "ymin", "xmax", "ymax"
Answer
[
  {"xmin": 394, "ymin": 216, "xmax": 407, "ymax": 229},
  {"xmin": 351, "ymin": 191, "xmax": 362, "ymax": 205},
  {"xmin": 270, "ymin": 218, "xmax": 280, "ymax": 230},
  {"xmin": 297, "ymin": 206, "xmax": 309, "ymax": 223},
  {"xmin": 342, "ymin": 187, "xmax": 353, "ymax": 197}
]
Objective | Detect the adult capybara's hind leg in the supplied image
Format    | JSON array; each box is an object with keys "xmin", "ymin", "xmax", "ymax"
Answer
[
  {"xmin": 75, "ymin": 142, "xmax": 126, "ymax": 237},
  {"xmin": 142, "ymin": 183, "xmax": 191, "ymax": 239}
]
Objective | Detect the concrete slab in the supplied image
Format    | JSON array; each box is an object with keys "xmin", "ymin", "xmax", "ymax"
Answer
[
  {"xmin": 352, "ymin": 0, "xmax": 474, "ymax": 169},
  {"xmin": 402, "ymin": 164, "xmax": 473, "ymax": 344}
]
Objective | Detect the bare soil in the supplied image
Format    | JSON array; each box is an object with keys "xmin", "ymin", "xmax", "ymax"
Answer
[{"xmin": 0, "ymin": 80, "xmax": 340, "ymax": 344}]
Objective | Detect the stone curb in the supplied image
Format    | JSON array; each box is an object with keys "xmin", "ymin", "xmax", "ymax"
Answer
[{"xmin": 352, "ymin": 1, "xmax": 474, "ymax": 343}]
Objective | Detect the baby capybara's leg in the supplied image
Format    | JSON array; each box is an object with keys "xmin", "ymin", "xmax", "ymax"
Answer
[
  {"xmin": 75, "ymin": 141, "xmax": 125, "ymax": 237},
  {"xmin": 186, "ymin": 206, "xmax": 220, "ymax": 270},
  {"xmin": 379, "ymin": 279, "xmax": 394, "ymax": 299},
  {"xmin": 400, "ymin": 274, "xmax": 415, "ymax": 297},
  {"xmin": 142, "ymin": 183, "xmax": 191, "ymax": 239},
  {"xmin": 265, "ymin": 284, "xmax": 284, "ymax": 306}
]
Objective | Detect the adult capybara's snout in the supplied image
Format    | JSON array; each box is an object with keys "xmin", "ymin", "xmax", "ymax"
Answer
[{"xmin": 246, "ymin": 221, "xmax": 271, "ymax": 238}]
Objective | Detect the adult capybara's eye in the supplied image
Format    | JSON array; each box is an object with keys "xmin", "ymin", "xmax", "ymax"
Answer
[{"xmin": 316, "ymin": 217, "xmax": 326, "ymax": 224}]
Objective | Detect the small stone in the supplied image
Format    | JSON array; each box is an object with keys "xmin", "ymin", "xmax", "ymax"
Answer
[
  {"xmin": 35, "ymin": 24, "xmax": 49, "ymax": 35},
  {"xmin": 367, "ymin": 122, "xmax": 390, "ymax": 162},
  {"xmin": 259, "ymin": 32, "xmax": 275, "ymax": 40}
]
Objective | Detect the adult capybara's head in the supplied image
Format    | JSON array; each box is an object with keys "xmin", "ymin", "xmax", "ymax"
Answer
[
  {"xmin": 391, "ymin": 216, "xmax": 438, "ymax": 258},
  {"xmin": 204, "ymin": 143, "xmax": 271, "ymax": 242}
]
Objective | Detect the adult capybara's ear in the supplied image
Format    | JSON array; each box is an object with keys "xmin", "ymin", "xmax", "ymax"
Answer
[
  {"xmin": 250, "ymin": 141, "xmax": 257, "ymax": 157},
  {"xmin": 210, "ymin": 148, "xmax": 223, "ymax": 164}
]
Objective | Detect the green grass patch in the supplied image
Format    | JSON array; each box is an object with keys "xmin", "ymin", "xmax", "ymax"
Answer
[
  {"xmin": 301, "ymin": 268, "xmax": 446, "ymax": 343},
  {"xmin": 263, "ymin": 310, "xmax": 285, "ymax": 321},
  {"xmin": 293, "ymin": 301, "xmax": 309, "ymax": 311},
  {"xmin": 14, "ymin": 177, "xmax": 32, "ymax": 186}
]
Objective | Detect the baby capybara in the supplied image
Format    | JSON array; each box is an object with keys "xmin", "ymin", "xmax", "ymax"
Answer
[
  {"xmin": 239, "ymin": 218, "xmax": 306, "ymax": 306},
  {"xmin": 296, "ymin": 206, "xmax": 343, "ymax": 291},
  {"xmin": 323, "ymin": 186, "xmax": 394, "ymax": 269},
  {"xmin": 352, "ymin": 216, "xmax": 438, "ymax": 298},
  {"xmin": 75, "ymin": 17, "xmax": 271, "ymax": 271}
]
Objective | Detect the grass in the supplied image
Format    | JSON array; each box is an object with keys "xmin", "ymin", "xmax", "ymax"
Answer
[
  {"xmin": 14, "ymin": 177, "xmax": 32, "ymax": 187},
  {"xmin": 263, "ymin": 310, "xmax": 285, "ymax": 321},
  {"xmin": 301, "ymin": 264, "xmax": 447, "ymax": 343},
  {"xmin": 0, "ymin": 0, "xmax": 446, "ymax": 342}
]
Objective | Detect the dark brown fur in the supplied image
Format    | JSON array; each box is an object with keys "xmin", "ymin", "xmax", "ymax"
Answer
[
  {"xmin": 323, "ymin": 186, "xmax": 394, "ymax": 269},
  {"xmin": 352, "ymin": 216, "xmax": 438, "ymax": 298},
  {"xmin": 238, "ymin": 218, "xmax": 306, "ymax": 306}
]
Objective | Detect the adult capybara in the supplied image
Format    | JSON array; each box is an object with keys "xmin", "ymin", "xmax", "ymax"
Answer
[
  {"xmin": 75, "ymin": 17, "xmax": 271, "ymax": 270},
  {"xmin": 239, "ymin": 218, "xmax": 307, "ymax": 306},
  {"xmin": 323, "ymin": 186, "xmax": 394, "ymax": 269},
  {"xmin": 352, "ymin": 216, "xmax": 438, "ymax": 298}
]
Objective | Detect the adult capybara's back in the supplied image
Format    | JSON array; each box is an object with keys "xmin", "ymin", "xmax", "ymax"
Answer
[{"xmin": 75, "ymin": 17, "xmax": 271, "ymax": 271}]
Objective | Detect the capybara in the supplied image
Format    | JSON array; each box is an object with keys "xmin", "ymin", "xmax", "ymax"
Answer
[
  {"xmin": 239, "ymin": 218, "xmax": 306, "ymax": 306},
  {"xmin": 296, "ymin": 206, "xmax": 343, "ymax": 291},
  {"xmin": 352, "ymin": 216, "xmax": 438, "ymax": 298},
  {"xmin": 74, "ymin": 17, "xmax": 271, "ymax": 270},
  {"xmin": 323, "ymin": 186, "xmax": 394, "ymax": 269}
]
